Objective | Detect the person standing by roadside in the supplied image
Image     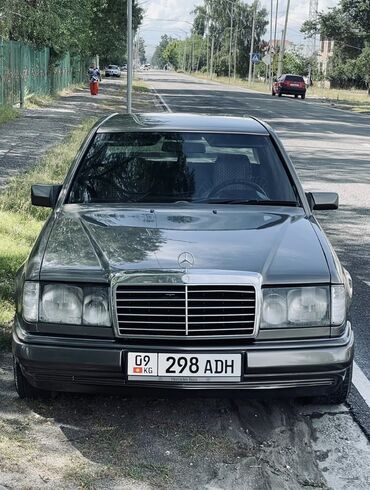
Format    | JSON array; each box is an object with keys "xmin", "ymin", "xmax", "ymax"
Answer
[{"xmin": 88, "ymin": 65, "xmax": 101, "ymax": 96}]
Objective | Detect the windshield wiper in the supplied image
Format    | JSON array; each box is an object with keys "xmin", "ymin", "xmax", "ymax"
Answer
[{"xmin": 206, "ymin": 199, "xmax": 299, "ymax": 206}]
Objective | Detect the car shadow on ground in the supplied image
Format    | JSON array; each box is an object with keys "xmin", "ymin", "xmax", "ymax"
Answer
[
  {"xmin": 27, "ymin": 391, "xmax": 325, "ymax": 489},
  {"xmin": 0, "ymin": 351, "xmax": 328, "ymax": 489}
]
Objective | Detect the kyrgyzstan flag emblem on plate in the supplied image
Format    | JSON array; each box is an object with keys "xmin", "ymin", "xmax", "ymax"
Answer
[{"xmin": 133, "ymin": 367, "xmax": 143, "ymax": 374}]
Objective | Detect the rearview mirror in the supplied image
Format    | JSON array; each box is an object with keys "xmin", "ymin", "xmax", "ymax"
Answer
[
  {"xmin": 31, "ymin": 184, "xmax": 62, "ymax": 208},
  {"xmin": 306, "ymin": 192, "xmax": 338, "ymax": 211}
]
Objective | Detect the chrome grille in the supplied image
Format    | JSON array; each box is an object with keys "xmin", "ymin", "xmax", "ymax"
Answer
[{"xmin": 115, "ymin": 284, "xmax": 256, "ymax": 338}]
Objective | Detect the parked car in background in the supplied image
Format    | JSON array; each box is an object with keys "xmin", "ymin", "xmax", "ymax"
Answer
[
  {"xmin": 105, "ymin": 65, "xmax": 121, "ymax": 77},
  {"xmin": 272, "ymin": 74, "xmax": 306, "ymax": 99},
  {"xmin": 120, "ymin": 64, "xmax": 127, "ymax": 71},
  {"xmin": 13, "ymin": 113, "xmax": 353, "ymax": 404}
]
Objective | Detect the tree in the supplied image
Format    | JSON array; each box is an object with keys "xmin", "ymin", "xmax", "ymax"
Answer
[
  {"xmin": 151, "ymin": 0, "xmax": 268, "ymax": 78},
  {"xmin": 0, "ymin": 0, "xmax": 143, "ymax": 66},
  {"xmin": 301, "ymin": 0, "xmax": 370, "ymax": 90},
  {"xmin": 282, "ymin": 50, "xmax": 312, "ymax": 77},
  {"xmin": 152, "ymin": 35, "xmax": 174, "ymax": 68},
  {"xmin": 138, "ymin": 37, "xmax": 147, "ymax": 65}
]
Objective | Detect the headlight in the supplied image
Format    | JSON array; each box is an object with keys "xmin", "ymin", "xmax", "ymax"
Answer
[
  {"xmin": 262, "ymin": 292, "xmax": 287, "ymax": 327},
  {"xmin": 22, "ymin": 282, "xmax": 40, "ymax": 322},
  {"xmin": 331, "ymin": 285, "xmax": 346, "ymax": 326},
  {"xmin": 287, "ymin": 287, "xmax": 328, "ymax": 325},
  {"xmin": 83, "ymin": 287, "xmax": 110, "ymax": 326},
  {"xmin": 261, "ymin": 286, "xmax": 330, "ymax": 329},
  {"xmin": 22, "ymin": 282, "xmax": 111, "ymax": 326},
  {"xmin": 40, "ymin": 284, "xmax": 83, "ymax": 324}
]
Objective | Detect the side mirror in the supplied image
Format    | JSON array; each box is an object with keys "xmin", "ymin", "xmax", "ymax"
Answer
[
  {"xmin": 31, "ymin": 184, "xmax": 62, "ymax": 208},
  {"xmin": 306, "ymin": 192, "xmax": 338, "ymax": 211}
]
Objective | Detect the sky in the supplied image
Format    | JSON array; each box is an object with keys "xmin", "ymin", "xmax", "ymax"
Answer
[{"xmin": 138, "ymin": 0, "xmax": 339, "ymax": 59}]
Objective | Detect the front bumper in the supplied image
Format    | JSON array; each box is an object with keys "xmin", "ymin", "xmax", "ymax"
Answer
[{"xmin": 13, "ymin": 322, "xmax": 354, "ymax": 397}]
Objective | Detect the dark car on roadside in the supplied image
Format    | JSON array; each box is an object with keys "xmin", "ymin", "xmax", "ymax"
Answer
[
  {"xmin": 272, "ymin": 74, "xmax": 306, "ymax": 99},
  {"xmin": 13, "ymin": 113, "xmax": 353, "ymax": 404}
]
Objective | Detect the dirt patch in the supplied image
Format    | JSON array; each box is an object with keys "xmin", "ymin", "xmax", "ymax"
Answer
[{"xmin": 2, "ymin": 351, "xmax": 370, "ymax": 489}]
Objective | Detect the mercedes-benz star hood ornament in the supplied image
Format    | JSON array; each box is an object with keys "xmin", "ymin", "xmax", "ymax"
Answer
[{"xmin": 178, "ymin": 251, "xmax": 195, "ymax": 268}]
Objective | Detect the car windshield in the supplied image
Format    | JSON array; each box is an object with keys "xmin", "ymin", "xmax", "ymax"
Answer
[
  {"xmin": 108, "ymin": 65, "xmax": 118, "ymax": 69},
  {"xmin": 68, "ymin": 132, "xmax": 299, "ymax": 205}
]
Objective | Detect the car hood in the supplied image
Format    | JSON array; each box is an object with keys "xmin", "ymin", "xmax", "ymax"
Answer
[{"xmin": 40, "ymin": 205, "xmax": 330, "ymax": 284}]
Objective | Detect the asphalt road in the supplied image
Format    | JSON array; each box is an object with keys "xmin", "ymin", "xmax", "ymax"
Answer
[
  {"xmin": 142, "ymin": 70, "xmax": 370, "ymax": 430},
  {"xmin": 1, "ymin": 74, "xmax": 370, "ymax": 489}
]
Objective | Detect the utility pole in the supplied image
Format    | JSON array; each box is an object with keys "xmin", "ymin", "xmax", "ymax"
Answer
[
  {"xmin": 210, "ymin": 36, "xmax": 214, "ymax": 79},
  {"xmin": 228, "ymin": 2, "xmax": 234, "ymax": 82},
  {"xmin": 205, "ymin": 5, "xmax": 209, "ymax": 74},
  {"xmin": 183, "ymin": 40, "xmax": 187, "ymax": 71},
  {"xmin": 273, "ymin": 0, "xmax": 279, "ymax": 50},
  {"xmin": 233, "ymin": 18, "xmax": 238, "ymax": 79},
  {"xmin": 127, "ymin": 0, "xmax": 133, "ymax": 114},
  {"xmin": 277, "ymin": 0, "xmax": 290, "ymax": 77},
  {"xmin": 248, "ymin": 2, "xmax": 257, "ymax": 84},
  {"xmin": 191, "ymin": 37, "xmax": 195, "ymax": 71},
  {"xmin": 273, "ymin": 0, "xmax": 279, "ymax": 78},
  {"xmin": 269, "ymin": 0, "xmax": 273, "ymax": 86}
]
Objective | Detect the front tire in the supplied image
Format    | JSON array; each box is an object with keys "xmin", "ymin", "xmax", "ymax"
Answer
[
  {"xmin": 14, "ymin": 358, "xmax": 50, "ymax": 400},
  {"xmin": 301, "ymin": 93, "xmax": 306, "ymax": 99},
  {"xmin": 272, "ymin": 89, "xmax": 275, "ymax": 96},
  {"xmin": 294, "ymin": 94, "xmax": 298, "ymax": 98},
  {"xmin": 278, "ymin": 91, "xmax": 282, "ymax": 97}
]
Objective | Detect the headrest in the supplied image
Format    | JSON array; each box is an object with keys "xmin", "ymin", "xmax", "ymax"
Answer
[
  {"xmin": 182, "ymin": 142, "xmax": 206, "ymax": 154},
  {"xmin": 161, "ymin": 141, "xmax": 180, "ymax": 153},
  {"xmin": 215, "ymin": 154, "xmax": 251, "ymax": 166},
  {"xmin": 161, "ymin": 141, "xmax": 206, "ymax": 154}
]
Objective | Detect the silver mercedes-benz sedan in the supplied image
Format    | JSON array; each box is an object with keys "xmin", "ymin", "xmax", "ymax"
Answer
[{"xmin": 13, "ymin": 113, "xmax": 353, "ymax": 403}]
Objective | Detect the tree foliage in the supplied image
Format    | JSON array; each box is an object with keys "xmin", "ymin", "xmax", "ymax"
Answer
[
  {"xmin": 151, "ymin": 0, "xmax": 268, "ymax": 78},
  {"xmin": 0, "ymin": 0, "xmax": 143, "ymax": 65},
  {"xmin": 301, "ymin": 0, "xmax": 370, "ymax": 90}
]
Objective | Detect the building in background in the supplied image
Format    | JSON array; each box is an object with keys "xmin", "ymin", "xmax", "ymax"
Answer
[{"xmin": 318, "ymin": 39, "xmax": 334, "ymax": 77}]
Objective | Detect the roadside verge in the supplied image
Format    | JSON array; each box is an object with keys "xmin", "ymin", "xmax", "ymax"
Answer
[{"xmin": 0, "ymin": 80, "xmax": 159, "ymax": 347}]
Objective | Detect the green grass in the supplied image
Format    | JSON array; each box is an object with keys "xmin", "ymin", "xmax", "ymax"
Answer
[
  {"xmin": 0, "ymin": 118, "xmax": 98, "ymax": 346},
  {"xmin": 132, "ymin": 80, "xmax": 152, "ymax": 93},
  {"xmin": 191, "ymin": 72, "xmax": 271, "ymax": 93},
  {"xmin": 25, "ymin": 84, "xmax": 86, "ymax": 108},
  {"xmin": 0, "ymin": 106, "xmax": 19, "ymax": 125},
  {"xmin": 306, "ymin": 86, "xmax": 370, "ymax": 112}
]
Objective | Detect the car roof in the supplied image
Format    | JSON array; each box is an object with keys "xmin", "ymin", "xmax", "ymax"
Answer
[{"xmin": 96, "ymin": 113, "xmax": 269, "ymax": 134}]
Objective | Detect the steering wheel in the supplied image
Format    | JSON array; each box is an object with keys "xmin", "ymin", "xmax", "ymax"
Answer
[{"xmin": 208, "ymin": 179, "xmax": 268, "ymax": 199}]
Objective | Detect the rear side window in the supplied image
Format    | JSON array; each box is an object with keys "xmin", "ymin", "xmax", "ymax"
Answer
[{"xmin": 285, "ymin": 75, "xmax": 304, "ymax": 82}]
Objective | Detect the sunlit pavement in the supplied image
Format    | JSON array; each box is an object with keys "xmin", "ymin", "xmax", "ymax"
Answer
[
  {"xmin": 143, "ymin": 67, "xmax": 370, "ymax": 440},
  {"xmin": 1, "ymin": 72, "xmax": 370, "ymax": 489}
]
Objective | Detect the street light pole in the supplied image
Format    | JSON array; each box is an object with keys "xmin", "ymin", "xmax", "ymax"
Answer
[
  {"xmin": 269, "ymin": 0, "xmax": 273, "ymax": 87},
  {"xmin": 277, "ymin": 0, "xmax": 290, "ymax": 77},
  {"xmin": 127, "ymin": 0, "xmax": 133, "ymax": 114},
  {"xmin": 248, "ymin": 2, "xmax": 257, "ymax": 84}
]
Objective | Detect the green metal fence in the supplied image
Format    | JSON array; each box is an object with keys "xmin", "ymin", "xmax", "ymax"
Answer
[{"xmin": 0, "ymin": 39, "xmax": 89, "ymax": 107}]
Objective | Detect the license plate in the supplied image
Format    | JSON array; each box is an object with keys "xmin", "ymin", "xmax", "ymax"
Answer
[
  {"xmin": 127, "ymin": 353, "xmax": 242, "ymax": 382},
  {"xmin": 290, "ymin": 83, "xmax": 300, "ymax": 87}
]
